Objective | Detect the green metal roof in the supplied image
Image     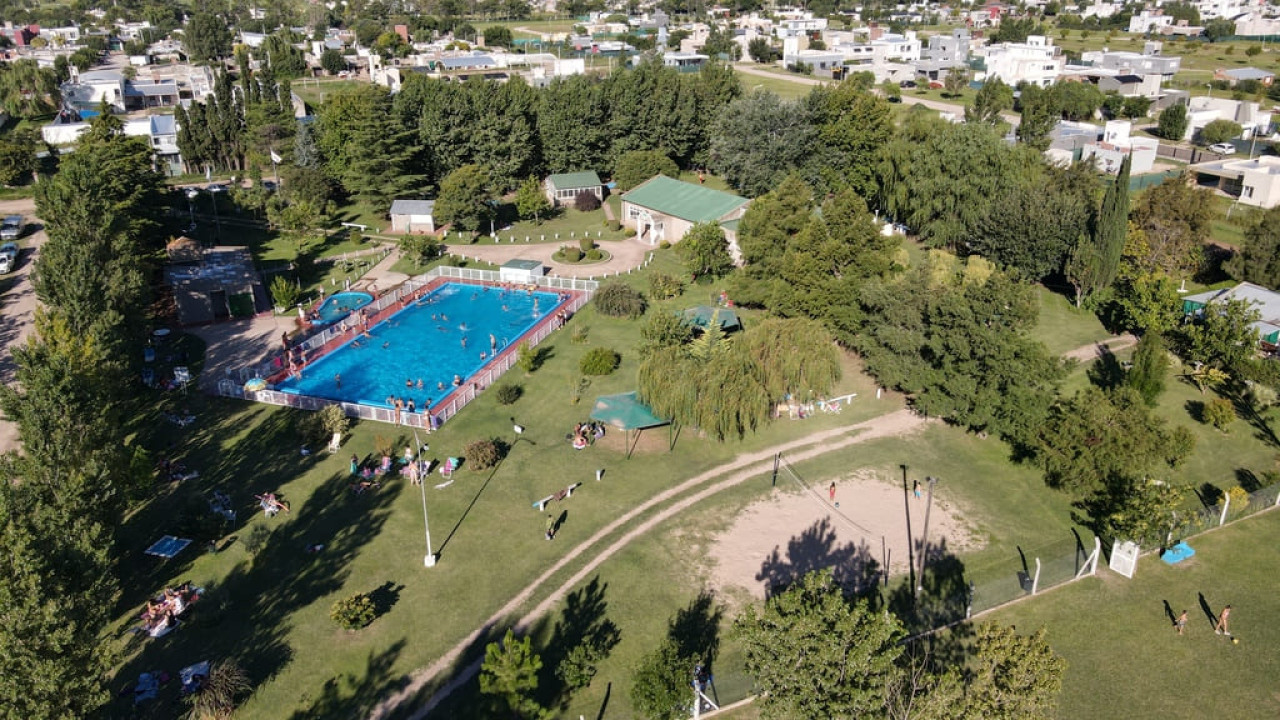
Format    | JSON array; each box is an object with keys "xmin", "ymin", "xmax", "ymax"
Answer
[
  {"xmin": 621, "ymin": 175, "xmax": 748, "ymax": 223},
  {"xmin": 546, "ymin": 171, "xmax": 601, "ymax": 190},
  {"xmin": 502, "ymin": 258, "xmax": 542, "ymax": 270},
  {"xmin": 681, "ymin": 306, "xmax": 741, "ymax": 332},
  {"xmin": 719, "ymin": 218, "xmax": 740, "ymax": 232}
]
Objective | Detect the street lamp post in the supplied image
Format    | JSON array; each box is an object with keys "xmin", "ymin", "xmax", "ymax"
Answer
[
  {"xmin": 416, "ymin": 430, "xmax": 437, "ymax": 567},
  {"xmin": 915, "ymin": 476, "xmax": 939, "ymax": 597}
]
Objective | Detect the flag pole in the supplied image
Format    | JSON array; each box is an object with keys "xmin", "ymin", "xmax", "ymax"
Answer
[{"xmin": 415, "ymin": 430, "xmax": 437, "ymax": 567}]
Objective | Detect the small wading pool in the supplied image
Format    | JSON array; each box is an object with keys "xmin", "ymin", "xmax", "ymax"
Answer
[
  {"xmin": 314, "ymin": 292, "xmax": 373, "ymax": 325},
  {"xmin": 276, "ymin": 283, "xmax": 565, "ymax": 411}
]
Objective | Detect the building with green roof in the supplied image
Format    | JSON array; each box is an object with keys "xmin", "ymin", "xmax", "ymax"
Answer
[
  {"xmin": 545, "ymin": 171, "xmax": 603, "ymax": 207},
  {"xmin": 619, "ymin": 175, "xmax": 750, "ymax": 261}
]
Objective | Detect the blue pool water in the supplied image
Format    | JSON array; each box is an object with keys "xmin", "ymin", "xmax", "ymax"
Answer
[
  {"xmin": 314, "ymin": 291, "xmax": 373, "ymax": 325},
  {"xmin": 277, "ymin": 283, "xmax": 563, "ymax": 410}
]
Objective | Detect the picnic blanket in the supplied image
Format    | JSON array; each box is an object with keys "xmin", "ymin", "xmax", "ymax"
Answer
[{"xmin": 145, "ymin": 536, "xmax": 192, "ymax": 559}]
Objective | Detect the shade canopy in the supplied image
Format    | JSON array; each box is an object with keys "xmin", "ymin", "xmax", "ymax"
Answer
[
  {"xmin": 681, "ymin": 306, "xmax": 741, "ymax": 332},
  {"xmin": 590, "ymin": 392, "xmax": 670, "ymax": 430}
]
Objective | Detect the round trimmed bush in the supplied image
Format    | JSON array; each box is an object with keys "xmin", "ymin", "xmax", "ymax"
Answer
[
  {"xmin": 585, "ymin": 248, "xmax": 602, "ymax": 261},
  {"xmin": 593, "ymin": 282, "xmax": 646, "ymax": 319},
  {"xmin": 658, "ymin": 240, "xmax": 671, "ymax": 250},
  {"xmin": 560, "ymin": 246, "xmax": 583, "ymax": 262},
  {"xmin": 331, "ymin": 593, "xmax": 377, "ymax": 630},
  {"xmin": 624, "ymin": 227, "xmax": 636, "ymax": 238},
  {"xmin": 648, "ymin": 272, "xmax": 684, "ymax": 300},
  {"xmin": 495, "ymin": 383, "xmax": 522, "ymax": 405},
  {"xmin": 608, "ymin": 219, "xmax": 621, "ymax": 232},
  {"xmin": 580, "ymin": 347, "xmax": 621, "ymax": 376},
  {"xmin": 579, "ymin": 236, "xmax": 594, "ymax": 252},
  {"xmin": 465, "ymin": 438, "xmax": 505, "ymax": 471}
]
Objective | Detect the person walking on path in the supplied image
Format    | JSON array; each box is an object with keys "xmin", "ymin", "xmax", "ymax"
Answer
[
  {"xmin": 545, "ymin": 514, "xmax": 556, "ymax": 541},
  {"xmin": 1176, "ymin": 610, "xmax": 1188, "ymax": 635},
  {"xmin": 828, "ymin": 482, "xmax": 836, "ymax": 502},
  {"xmin": 913, "ymin": 479, "xmax": 921, "ymax": 500},
  {"xmin": 1214, "ymin": 605, "xmax": 1232, "ymax": 636}
]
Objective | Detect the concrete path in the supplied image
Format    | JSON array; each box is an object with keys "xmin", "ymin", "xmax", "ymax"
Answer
[{"xmin": 444, "ymin": 237, "xmax": 655, "ymax": 279}]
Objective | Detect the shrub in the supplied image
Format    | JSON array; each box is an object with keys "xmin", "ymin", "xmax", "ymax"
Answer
[
  {"xmin": 593, "ymin": 282, "xmax": 646, "ymax": 319},
  {"xmin": 184, "ymin": 661, "xmax": 251, "ymax": 719},
  {"xmin": 270, "ymin": 275, "xmax": 301, "ymax": 309},
  {"xmin": 570, "ymin": 325, "xmax": 589, "ymax": 344},
  {"xmin": 658, "ymin": 240, "xmax": 671, "ymax": 249},
  {"xmin": 608, "ymin": 219, "xmax": 620, "ymax": 232},
  {"xmin": 331, "ymin": 592, "xmax": 377, "ymax": 630},
  {"xmin": 561, "ymin": 245, "xmax": 583, "ymax": 262},
  {"xmin": 574, "ymin": 190, "xmax": 601, "ymax": 212},
  {"xmin": 517, "ymin": 342, "xmax": 538, "ymax": 372},
  {"xmin": 495, "ymin": 383, "xmax": 522, "ymax": 405},
  {"xmin": 317, "ymin": 403, "xmax": 348, "ymax": 442},
  {"xmin": 465, "ymin": 437, "xmax": 505, "ymax": 470},
  {"xmin": 579, "ymin": 236, "xmax": 594, "ymax": 252},
  {"xmin": 580, "ymin": 347, "xmax": 621, "ymax": 376},
  {"xmin": 585, "ymin": 248, "xmax": 602, "ymax": 261},
  {"xmin": 648, "ymin": 272, "xmax": 684, "ymax": 300},
  {"xmin": 624, "ymin": 227, "xmax": 636, "ymax": 237},
  {"xmin": 1220, "ymin": 485, "xmax": 1251, "ymax": 515},
  {"xmin": 1203, "ymin": 397, "xmax": 1236, "ymax": 431}
]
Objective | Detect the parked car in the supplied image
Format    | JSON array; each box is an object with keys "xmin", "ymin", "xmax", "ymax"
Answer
[
  {"xmin": 1207, "ymin": 143, "xmax": 1236, "ymax": 155},
  {"xmin": 0, "ymin": 242, "xmax": 19, "ymax": 274},
  {"xmin": 206, "ymin": 183, "xmax": 228, "ymax": 193},
  {"xmin": 0, "ymin": 215, "xmax": 22, "ymax": 241}
]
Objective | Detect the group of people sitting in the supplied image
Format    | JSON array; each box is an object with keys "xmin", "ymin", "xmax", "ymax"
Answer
[
  {"xmin": 256, "ymin": 492, "xmax": 289, "ymax": 517},
  {"xmin": 139, "ymin": 583, "xmax": 199, "ymax": 638},
  {"xmin": 568, "ymin": 421, "xmax": 606, "ymax": 450},
  {"xmin": 156, "ymin": 457, "xmax": 199, "ymax": 484}
]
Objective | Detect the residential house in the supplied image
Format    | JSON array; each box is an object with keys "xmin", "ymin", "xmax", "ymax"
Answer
[
  {"xmin": 389, "ymin": 200, "xmax": 437, "ymax": 234},
  {"xmin": 782, "ymin": 46, "xmax": 846, "ymax": 77},
  {"xmin": 774, "ymin": 15, "xmax": 827, "ymax": 38},
  {"xmin": 978, "ymin": 35, "xmax": 1063, "ymax": 87},
  {"xmin": 916, "ymin": 29, "xmax": 971, "ymax": 81},
  {"xmin": 1080, "ymin": 120, "xmax": 1160, "ymax": 174},
  {"xmin": 1194, "ymin": 0, "xmax": 1265, "ymax": 20},
  {"xmin": 620, "ymin": 176, "xmax": 750, "ymax": 261},
  {"xmin": 124, "ymin": 114, "xmax": 182, "ymax": 175},
  {"xmin": 1128, "ymin": 10, "xmax": 1174, "ymax": 34},
  {"xmin": 1182, "ymin": 282, "xmax": 1280, "ymax": 349},
  {"xmin": 1215, "ymin": 67, "xmax": 1275, "ymax": 87},
  {"xmin": 662, "ymin": 52, "xmax": 709, "ymax": 71},
  {"xmin": 1, "ymin": 24, "xmax": 40, "ymax": 46},
  {"xmin": 544, "ymin": 172, "xmax": 603, "ymax": 207},
  {"xmin": 1184, "ymin": 96, "xmax": 1273, "ymax": 141},
  {"xmin": 1234, "ymin": 16, "xmax": 1280, "ymax": 37},
  {"xmin": 1075, "ymin": 44, "xmax": 1180, "ymax": 97},
  {"xmin": 1190, "ymin": 156, "xmax": 1280, "ymax": 209}
]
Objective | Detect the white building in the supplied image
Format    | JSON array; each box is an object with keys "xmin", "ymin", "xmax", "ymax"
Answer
[
  {"xmin": 1128, "ymin": 10, "xmax": 1174, "ymax": 34},
  {"xmin": 916, "ymin": 28, "xmax": 971, "ymax": 81},
  {"xmin": 1195, "ymin": 0, "xmax": 1265, "ymax": 20},
  {"xmin": 1189, "ymin": 156, "xmax": 1280, "ymax": 209},
  {"xmin": 782, "ymin": 46, "xmax": 846, "ymax": 77},
  {"xmin": 1082, "ymin": 2, "xmax": 1123, "ymax": 18},
  {"xmin": 774, "ymin": 16, "xmax": 827, "ymax": 38},
  {"xmin": 1184, "ymin": 96, "xmax": 1274, "ymax": 141},
  {"xmin": 979, "ymin": 35, "xmax": 1062, "ymax": 87},
  {"xmin": 871, "ymin": 31, "xmax": 921, "ymax": 63},
  {"xmin": 1080, "ymin": 120, "xmax": 1160, "ymax": 174},
  {"xmin": 1235, "ymin": 16, "xmax": 1280, "ymax": 37}
]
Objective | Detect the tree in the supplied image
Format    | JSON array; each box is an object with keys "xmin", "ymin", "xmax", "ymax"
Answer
[
  {"xmin": 184, "ymin": 12, "xmax": 233, "ymax": 62},
  {"xmin": 809, "ymin": 81, "xmax": 895, "ymax": 198},
  {"xmin": 1200, "ymin": 118, "xmax": 1242, "ymax": 145},
  {"xmin": 483, "ymin": 25, "xmax": 513, "ymax": 48},
  {"xmin": 334, "ymin": 98, "xmax": 424, "ymax": 212},
  {"xmin": 991, "ymin": 17, "xmax": 1044, "ymax": 43},
  {"xmin": 262, "ymin": 32, "xmax": 307, "ymax": 78},
  {"xmin": 1180, "ymin": 297, "xmax": 1262, "ymax": 382},
  {"xmin": 1066, "ymin": 155, "xmax": 1130, "ymax": 306},
  {"xmin": 435, "ymin": 164, "xmax": 498, "ymax": 233},
  {"xmin": 1130, "ymin": 175, "xmax": 1212, "ymax": 278},
  {"xmin": 1157, "ymin": 103, "xmax": 1189, "ymax": 141},
  {"xmin": 958, "ymin": 624, "xmax": 1066, "ymax": 720},
  {"xmin": 748, "ymin": 37, "xmax": 773, "ymax": 63},
  {"xmin": 973, "ymin": 163, "xmax": 1095, "ymax": 280},
  {"xmin": 613, "ymin": 149, "xmax": 678, "ymax": 191},
  {"xmin": 1016, "ymin": 83, "xmax": 1058, "ymax": 150},
  {"xmin": 677, "ymin": 222, "xmax": 734, "ymax": 278},
  {"xmin": 0, "ymin": 59, "xmax": 60, "ymax": 119},
  {"xmin": 398, "ymin": 234, "xmax": 440, "ymax": 268},
  {"xmin": 630, "ymin": 638, "xmax": 697, "ymax": 720},
  {"xmin": 0, "ymin": 131, "xmax": 36, "ymax": 186},
  {"xmin": 1203, "ymin": 17, "xmax": 1236, "ymax": 42},
  {"xmin": 1122, "ymin": 95, "xmax": 1152, "ymax": 119},
  {"xmin": 966, "ymin": 78, "xmax": 1013, "ymax": 124},
  {"xmin": 320, "ymin": 48, "xmax": 347, "ymax": 75},
  {"xmin": 1050, "ymin": 81, "xmax": 1105, "ymax": 121},
  {"xmin": 515, "ymin": 175, "xmax": 552, "ymax": 224},
  {"xmin": 942, "ymin": 67, "xmax": 970, "ymax": 98},
  {"xmin": 735, "ymin": 568, "xmax": 904, "ymax": 718},
  {"xmin": 1034, "ymin": 386, "xmax": 1192, "ymax": 493},
  {"xmin": 1127, "ymin": 332, "xmax": 1169, "ymax": 406},
  {"xmin": 480, "ymin": 629, "xmax": 545, "ymax": 719},
  {"xmin": 1226, "ymin": 206, "xmax": 1280, "ymax": 288},
  {"xmin": 739, "ymin": 317, "xmax": 841, "ymax": 403}
]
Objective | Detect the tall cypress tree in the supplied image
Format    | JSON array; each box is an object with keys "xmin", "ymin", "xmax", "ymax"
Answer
[{"xmin": 1067, "ymin": 156, "xmax": 1131, "ymax": 306}]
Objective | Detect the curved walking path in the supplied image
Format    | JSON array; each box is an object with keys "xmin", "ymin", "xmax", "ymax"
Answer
[
  {"xmin": 443, "ymin": 236, "xmax": 656, "ymax": 278},
  {"xmin": 1061, "ymin": 333, "xmax": 1139, "ymax": 362},
  {"xmin": 371, "ymin": 407, "xmax": 930, "ymax": 720}
]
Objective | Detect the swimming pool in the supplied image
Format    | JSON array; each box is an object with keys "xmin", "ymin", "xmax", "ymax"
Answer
[
  {"xmin": 314, "ymin": 291, "xmax": 373, "ymax": 325},
  {"xmin": 276, "ymin": 283, "xmax": 564, "ymax": 411}
]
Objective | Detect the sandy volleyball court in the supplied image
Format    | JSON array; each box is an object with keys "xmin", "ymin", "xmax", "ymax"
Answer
[{"xmin": 709, "ymin": 470, "xmax": 981, "ymax": 599}]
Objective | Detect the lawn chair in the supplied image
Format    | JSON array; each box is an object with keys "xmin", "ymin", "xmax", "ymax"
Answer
[
  {"xmin": 327, "ymin": 432, "xmax": 342, "ymax": 453},
  {"xmin": 440, "ymin": 457, "xmax": 460, "ymax": 478}
]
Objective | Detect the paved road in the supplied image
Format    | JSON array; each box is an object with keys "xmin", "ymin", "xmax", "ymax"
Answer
[{"xmin": 0, "ymin": 196, "xmax": 44, "ymax": 453}]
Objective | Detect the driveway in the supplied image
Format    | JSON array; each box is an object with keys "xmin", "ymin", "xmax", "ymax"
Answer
[
  {"xmin": 0, "ymin": 196, "xmax": 45, "ymax": 453},
  {"xmin": 445, "ymin": 237, "xmax": 656, "ymax": 278}
]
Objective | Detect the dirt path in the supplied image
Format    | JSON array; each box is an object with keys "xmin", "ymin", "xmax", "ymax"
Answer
[
  {"xmin": 1061, "ymin": 333, "xmax": 1139, "ymax": 362},
  {"xmin": 0, "ymin": 197, "xmax": 45, "ymax": 453},
  {"xmin": 371, "ymin": 408, "xmax": 929, "ymax": 720}
]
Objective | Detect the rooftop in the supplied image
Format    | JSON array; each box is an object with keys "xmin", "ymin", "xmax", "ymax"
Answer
[
  {"xmin": 546, "ymin": 171, "xmax": 601, "ymax": 189},
  {"xmin": 389, "ymin": 199, "xmax": 435, "ymax": 215},
  {"xmin": 1222, "ymin": 67, "xmax": 1275, "ymax": 80},
  {"xmin": 621, "ymin": 175, "xmax": 748, "ymax": 223},
  {"xmin": 502, "ymin": 258, "xmax": 542, "ymax": 271}
]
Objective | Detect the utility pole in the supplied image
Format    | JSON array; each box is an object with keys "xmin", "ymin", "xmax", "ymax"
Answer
[{"xmin": 915, "ymin": 476, "xmax": 938, "ymax": 598}]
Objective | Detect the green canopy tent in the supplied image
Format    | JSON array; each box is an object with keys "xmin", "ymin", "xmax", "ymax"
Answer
[
  {"xmin": 681, "ymin": 306, "xmax": 742, "ymax": 332},
  {"xmin": 589, "ymin": 392, "xmax": 673, "ymax": 459}
]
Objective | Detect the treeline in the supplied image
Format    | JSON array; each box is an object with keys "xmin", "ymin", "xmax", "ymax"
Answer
[
  {"xmin": 0, "ymin": 115, "xmax": 164, "ymax": 715},
  {"xmin": 175, "ymin": 67, "xmax": 296, "ymax": 173}
]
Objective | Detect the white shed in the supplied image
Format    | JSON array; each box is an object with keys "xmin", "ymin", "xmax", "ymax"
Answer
[
  {"xmin": 499, "ymin": 259, "xmax": 546, "ymax": 284},
  {"xmin": 389, "ymin": 199, "xmax": 436, "ymax": 234}
]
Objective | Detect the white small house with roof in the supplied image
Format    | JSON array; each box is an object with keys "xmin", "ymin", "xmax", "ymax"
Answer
[
  {"xmin": 389, "ymin": 200, "xmax": 436, "ymax": 234},
  {"xmin": 544, "ymin": 171, "xmax": 602, "ymax": 207},
  {"xmin": 499, "ymin": 258, "xmax": 545, "ymax": 284},
  {"xmin": 620, "ymin": 175, "xmax": 750, "ymax": 262}
]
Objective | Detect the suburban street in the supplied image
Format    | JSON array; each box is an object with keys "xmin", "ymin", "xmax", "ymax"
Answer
[{"xmin": 0, "ymin": 196, "xmax": 44, "ymax": 453}]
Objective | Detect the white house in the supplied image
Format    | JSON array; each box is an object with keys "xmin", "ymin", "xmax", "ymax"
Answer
[
  {"xmin": 1128, "ymin": 10, "xmax": 1174, "ymax": 34},
  {"xmin": 916, "ymin": 28, "xmax": 971, "ymax": 81},
  {"xmin": 389, "ymin": 200, "xmax": 436, "ymax": 234},
  {"xmin": 63, "ymin": 69, "xmax": 127, "ymax": 112},
  {"xmin": 1184, "ymin": 96, "xmax": 1273, "ymax": 141},
  {"xmin": 1080, "ymin": 120, "xmax": 1160, "ymax": 175},
  {"xmin": 979, "ymin": 35, "xmax": 1062, "ymax": 87},
  {"xmin": 544, "ymin": 171, "xmax": 602, "ymax": 207},
  {"xmin": 783, "ymin": 46, "xmax": 846, "ymax": 76},
  {"xmin": 871, "ymin": 31, "xmax": 921, "ymax": 63},
  {"xmin": 775, "ymin": 16, "xmax": 827, "ymax": 38},
  {"xmin": 1189, "ymin": 156, "xmax": 1280, "ymax": 209}
]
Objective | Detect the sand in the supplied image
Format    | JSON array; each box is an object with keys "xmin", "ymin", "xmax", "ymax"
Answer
[{"xmin": 708, "ymin": 470, "xmax": 981, "ymax": 599}]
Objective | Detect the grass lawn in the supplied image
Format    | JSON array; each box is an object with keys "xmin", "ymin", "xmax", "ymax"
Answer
[
  {"xmin": 989, "ymin": 511, "xmax": 1280, "ymax": 719},
  {"xmin": 106, "ymin": 262, "xmax": 899, "ymax": 720},
  {"xmin": 740, "ymin": 72, "xmax": 823, "ymax": 101},
  {"xmin": 477, "ymin": 207, "xmax": 625, "ymax": 245},
  {"xmin": 1030, "ymin": 285, "xmax": 1115, "ymax": 356},
  {"xmin": 1205, "ymin": 194, "xmax": 1262, "ymax": 249},
  {"xmin": 292, "ymin": 79, "xmax": 368, "ymax": 110}
]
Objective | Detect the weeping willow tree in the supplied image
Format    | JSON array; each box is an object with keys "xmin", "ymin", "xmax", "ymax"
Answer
[{"xmin": 639, "ymin": 316, "xmax": 841, "ymax": 441}]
